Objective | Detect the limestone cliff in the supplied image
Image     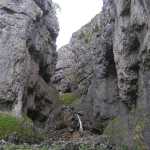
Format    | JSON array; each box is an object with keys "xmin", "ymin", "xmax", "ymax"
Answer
[
  {"xmin": 1, "ymin": 0, "xmax": 150, "ymax": 148},
  {"xmin": 52, "ymin": 45, "xmax": 77, "ymax": 93},
  {"xmin": 0, "ymin": 0, "xmax": 59, "ymax": 125},
  {"xmin": 55, "ymin": 0, "xmax": 150, "ymax": 148},
  {"xmin": 55, "ymin": 0, "xmax": 118, "ymax": 131}
]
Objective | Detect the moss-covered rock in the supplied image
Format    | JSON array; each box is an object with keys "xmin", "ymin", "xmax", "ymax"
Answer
[
  {"xmin": 95, "ymin": 120, "xmax": 109, "ymax": 134},
  {"xmin": 104, "ymin": 108, "xmax": 150, "ymax": 149},
  {"xmin": 59, "ymin": 93, "xmax": 79, "ymax": 105},
  {"xmin": 78, "ymin": 31, "xmax": 93, "ymax": 44},
  {"xmin": 104, "ymin": 117, "xmax": 129, "ymax": 146},
  {"xmin": 0, "ymin": 113, "xmax": 46, "ymax": 144}
]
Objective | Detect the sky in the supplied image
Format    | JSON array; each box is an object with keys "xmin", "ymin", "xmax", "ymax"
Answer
[{"xmin": 53, "ymin": 0, "xmax": 103, "ymax": 49}]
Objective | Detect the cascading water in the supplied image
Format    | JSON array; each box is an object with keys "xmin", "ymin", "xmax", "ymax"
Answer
[{"xmin": 76, "ymin": 114, "xmax": 83, "ymax": 134}]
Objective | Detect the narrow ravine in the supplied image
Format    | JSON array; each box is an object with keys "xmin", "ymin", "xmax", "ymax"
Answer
[{"xmin": 0, "ymin": 0, "xmax": 150, "ymax": 149}]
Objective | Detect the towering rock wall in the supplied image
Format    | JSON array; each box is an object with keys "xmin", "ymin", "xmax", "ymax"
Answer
[
  {"xmin": 56, "ymin": 0, "xmax": 119, "ymax": 131},
  {"xmin": 51, "ymin": 45, "xmax": 77, "ymax": 93},
  {"xmin": 110, "ymin": 0, "xmax": 150, "ymax": 147},
  {"xmin": 68, "ymin": 14, "xmax": 102, "ymax": 96},
  {"xmin": 56, "ymin": 0, "xmax": 150, "ymax": 147},
  {"xmin": 0, "ymin": 0, "xmax": 59, "ymax": 125},
  {"xmin": 77, "ymin": 0, "xmax": 118, "ymax": 131}
]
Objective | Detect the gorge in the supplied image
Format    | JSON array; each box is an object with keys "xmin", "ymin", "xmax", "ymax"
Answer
[{"xmin": 0, "ymin": 0, "xmax": 150, "ymax": 149}]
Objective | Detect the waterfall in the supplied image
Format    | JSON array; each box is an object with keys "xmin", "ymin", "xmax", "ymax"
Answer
[{"xmin": 76, "ymin": 114, "xmax": 83, "ymax": 134}]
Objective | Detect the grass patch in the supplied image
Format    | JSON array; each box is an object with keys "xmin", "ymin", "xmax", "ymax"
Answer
[
  {"xmin": 0, "ymin": 113, "xmax": 46, "ymax": 143},
  {"xmin": 2, "ymin": 144, "xmax": 50, "ymax": 150},
  {"xmin": 59, "ymin": 93, "xmax": 78, "ymax": 105}
]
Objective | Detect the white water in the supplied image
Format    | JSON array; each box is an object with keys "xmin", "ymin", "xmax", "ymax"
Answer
[{"xmin": 76, "ymin": 114, "xmax": 83, "ymax": 133}]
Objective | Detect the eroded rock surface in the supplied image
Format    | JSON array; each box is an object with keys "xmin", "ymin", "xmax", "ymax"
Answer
[
  {"xmin": 51, "ymin": 45, "xmax": 77, "ymax": 93},
  {"xmin": 1, "ymin": 0, "xmax": 150, "ymax": 148},
  {"xmin": 0, "ymin": 0, "xmax": 59, "ymax": 125},
  {"xmin": 55, "ymin": 0, "xmax": 150, "ymax": 148},
  {"xmin": 55, "ymin": 2, "xmax": 119, "ymax": 132}
]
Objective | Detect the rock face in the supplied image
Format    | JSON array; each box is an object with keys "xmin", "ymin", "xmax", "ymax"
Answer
[
  {"xmin": 110, "ymin": 0, "xmax": 150, "ymax": 147},
  {"xmin": 56, "ymin": 3, "xmax": 119, "ymax": 132},
  {"xmin": 74, "ymin": 2, "xmax": 119, "ymax": 131},
  {"xmin": 51, "ymin": 45, "xmax": 77, "ymax": 93},
  {"xmin": 56, "ymin": 0, "xmax": 150, "ymax": 148},
  {"xmin": 0, "ymin": 0, "xmax": 59, "ymax": 125},
  {"xmin": 2, "ymin": 0, "xmax": 150, "ymax": 148},
  {"xmin": 68, "ymin": 14, "xmax": 102, "ymax": 96}
]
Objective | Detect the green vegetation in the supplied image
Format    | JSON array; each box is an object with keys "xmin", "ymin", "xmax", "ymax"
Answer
[
  {"xmin": 3, "ymin": 144, "xmax": 33, "ymax": 150},
  {"xmin": 116, "ymin": 144, "xmax": 147, "ymax": 150},
  {"xmin": 78, "ymin": 31, "xmax": 93, "ymax": 44},
  {"xmin": 50, "ymin": 143, "xmax": 109, "ymax": 150},
  {"xmin": 104, "ymin": 107, "xmax": 150, "ymax": 150},
  {"xmin": 59, "ymin": 92, "xmax": 78, "ymax": 105},
  {"xmin": 104, "ymin": 117, "xmax": 129, "ymax": 146},
  {"xmin": 51, "ymin": 144, "xmax": 62, "ymax": 150},
  {"xmin": 79, "ymin": 144, "xmax": 91, "ymax": 150},
  {"xmin": 0, "ymin": 113, "xmax": 46, "ymax": 143},
  {"xmin": 93, "ymin": 24, "xmax": 100, "ymax": 33},
  {"xmin": 118, "ymin": 145, "xmax": 129, "ymax": 150},
  {"xmin": 84, "ymin": 31, "xmax": 92, "ymax": 43},
  {"xmin": 2, "ymin": 143, "xmax": 143, "ymax": 150},
  {"xmin": 2, "ymin": 144, "xmax": 50, "ymax": 150},
  {"xmin": 78, "ymin": 24, "xmax": 100, "ymax": 44},
  {"xmin": 95, "ymin": 121, "xmax": 108, "ymax": 134},
  {"xmin": 73, "ymin": 143, "xmax": 109, "ymax": 150},
  {"xmin": 133, "ymin": 117, "xmax": 147, "ymax": 150}
]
